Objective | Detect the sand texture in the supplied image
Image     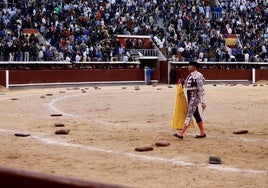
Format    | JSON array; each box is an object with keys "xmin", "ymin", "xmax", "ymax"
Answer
[{"xmin": 0, "ymin": 82, "xmax": 267, "ymax": 188}]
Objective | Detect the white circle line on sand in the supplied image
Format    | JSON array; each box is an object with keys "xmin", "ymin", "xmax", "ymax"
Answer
[
  {"xmin": 0, "ymin": 129, "xmax": 266, "ymax": 175},
  {"xmin": 47, "ymin": 94, "xmax": 85, "ymax": 117},
  {"xmin": 46, "ymin": 87, "xmax": 152, "ymax": 116},
  {"xmin": 46, "ymin": 92, "xmax": 130, "ymax": 127},
  {"xmin": 47, "ymin": 93, "xmax": 268, "ymax": 143},
  {"xmin": 46, "ymin": 90, "xmax": 121, "ymax": 117},
  {"xmin": 46, "ymin": 89, "xmax": 136, "ymax": 117},
  {"xmin": 32, "ymin": 136, "xmax": 268, "ymax": 175}
]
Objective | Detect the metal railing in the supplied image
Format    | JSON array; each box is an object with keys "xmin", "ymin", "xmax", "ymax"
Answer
[{"xmin": 126, "ymin": 47, "xmax": 166, "ymax": 61}]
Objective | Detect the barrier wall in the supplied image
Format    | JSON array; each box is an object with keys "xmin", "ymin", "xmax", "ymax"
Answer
[
  {"xmin": 0, "ymin": 64, "xmax": 268, "ymax": 88},
  {"xmin": 0, "ymin": 70, "xmax": 5, "ymax": 86},
  {"xmin": 0, "ymin": 68, "xmax": 159, "ymax": 88},
  {"xmin": 0, "ymin": 166, "xmax": 127, "ymax": 188},
  {"xmin": 177, "ymin": 68, "xmax": 252, "ymax": 81},
  {"xmin": 169, "ymin": 61, "xmax": 268, "ymax": 84},
  {"xmin": 255, "ymin": 69, "xmax": 268, "ymax": 81},
  {"xmin": 8, "ymin": 69, "xmax": 145, "ymax": 84}
]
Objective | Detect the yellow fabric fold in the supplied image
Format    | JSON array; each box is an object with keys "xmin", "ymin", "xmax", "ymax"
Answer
[{"xmin": 171, "ymin": 83, "xmax": 195, "ymax": 129}]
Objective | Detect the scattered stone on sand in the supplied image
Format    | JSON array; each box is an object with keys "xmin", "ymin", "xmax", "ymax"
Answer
[
  {"xmin": 135, "ymin": 146, "xmax": 153, "ymax": 152},
  {"xmin": 93, "ymin": 86, "xmax": 101, "ymax": 90},
  {"xmin": 233, "ymin": 130, "xmax": 248, "ymax": 134},
  {"xmin": 155, "ymin": 140, "xmax": 170, "ymax": 147},
  {"xmin": 209, "ymin": 156, "xmax": 222, "ymax": 164},
  {"xmin": 54, "ymin": 123, "xmax": 65, "ymax": 127},
  {"xmin": 134, "ymin": 86, "xmax": 140, "ymax": 90},
  {"xmin": 51, "ymin": 114, "xmax": 63, "ymax": 117},
  {"xmin": 55, "ymin": 129, "xmax": 70, "ymax": 135},
  {"xmin": 14, "ymin": 133, "xmax": 30, "ymax": 137}
]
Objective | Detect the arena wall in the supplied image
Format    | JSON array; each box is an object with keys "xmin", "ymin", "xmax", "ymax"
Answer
[
  {"xmin": 8, "ymin": 69, "xmax": 145, "ymax": 84},
  {"xmin": 0, "ymin": 70, "xmax": 5, "ymax": 86},
  {"xmin": 0, "ymin": 65, "xmax": 268, "ymax": 88},
  {"xmin": 0, "ymin": 166, "xmax": 127, "ymax": 188},
  {"xmin": 0, "ymin": 68, "xmax": 159, "ymax": 88},
  {"xmin": 169, "ymin": 61, "xmax": 268, "ymax": 84},
  {"xmin": 177, "ymin": 69, "xmax": 252, "ymax": 81},
  {"xmin": 255, "ymin": 69, "xmax": 268, "ymax": 81}
]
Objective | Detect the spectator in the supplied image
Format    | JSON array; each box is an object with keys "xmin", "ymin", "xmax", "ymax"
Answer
[
  {"xmin": 22, "ymin": 43, "xmax": 30, "ymax": 61},
  {"xmin": 123, "ymin": 53, "xmax": 129, "ymax": 63},
  {"xmin": 75, "ymin": 52, "xmax": 81, "ymax": 63},
  {"xmin": 169, "ymin": 65, "xmax": 178, "ymax": 84},
  {"xmin": 0, "ymin": 0, "xmax": 267, "ymax": 64}
]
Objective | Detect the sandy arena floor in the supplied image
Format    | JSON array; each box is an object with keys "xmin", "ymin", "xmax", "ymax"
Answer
[{"xmin": 0, "ymin": 82, "xmax": 267, "ymax": 188}]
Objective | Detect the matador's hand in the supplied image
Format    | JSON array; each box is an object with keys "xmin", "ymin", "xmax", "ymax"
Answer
[{"xmin": 201, "ymin": 103, "xmax": 206, "ymax": 113}]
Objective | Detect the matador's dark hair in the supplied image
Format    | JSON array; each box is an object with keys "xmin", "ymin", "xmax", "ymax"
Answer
[{"xmin": 188, "ymin": 61, "xmax": 198, "ymax": 68}]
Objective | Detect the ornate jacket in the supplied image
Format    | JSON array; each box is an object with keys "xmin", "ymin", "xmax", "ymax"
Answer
[{"xmin": 184, "ymin": 70, "xmax": 205, "ymax": 104}]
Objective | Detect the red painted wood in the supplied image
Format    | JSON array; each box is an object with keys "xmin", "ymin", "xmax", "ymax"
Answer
[
  {"xmin": 0, "ymin": 166, "xmax": 126, "ymax": 188},
  {"xmin": 256, "ymin": 69, "xmax": 268, "ymax": 81},
  {"xmin": 159, "ymin": 61, "xmax": 168, "ymax": 83},
  {"xmin": 8, "ymin": 69, "xmax": 145, "ymax": 84},
  {"xmin": 0, "ymin": 68, "xmax": 268, "ymax": 87},
  {"xmin": 0, "ymin": 70, "xmax": 5, "ymax": 86},
  {"xmin": 178, "ymin": 69, "xmax": 252, "ymax": 81}
]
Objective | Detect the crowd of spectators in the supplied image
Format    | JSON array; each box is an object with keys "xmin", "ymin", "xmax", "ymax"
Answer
[{"xmin": 0, "ymin": 0, "xmax": 267, "ymax": 63}]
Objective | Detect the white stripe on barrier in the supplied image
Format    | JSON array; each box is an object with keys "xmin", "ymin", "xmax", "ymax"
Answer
[
  {"xmin": 5, "ymin": 70, "xmax": 9, "ymax": 89},
  {"xmin": 252, "ymin": 68, "xmax": 256, "ymax": 83}
]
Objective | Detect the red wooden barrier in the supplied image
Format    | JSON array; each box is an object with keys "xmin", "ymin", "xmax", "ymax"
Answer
[{"xmin": 0, "ymin": 166, "xmax": 128, "ymax": 188}]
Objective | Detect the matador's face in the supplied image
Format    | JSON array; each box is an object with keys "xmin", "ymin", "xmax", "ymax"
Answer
[{"xmin": 188, "ymin": 65, "xmax": 196, "ymax": 72}]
